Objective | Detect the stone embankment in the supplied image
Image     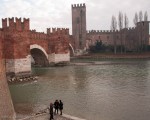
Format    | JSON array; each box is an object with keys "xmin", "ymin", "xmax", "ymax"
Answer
[
  {"xmin": 17, "ymin": 108, "xmax": 86, "ymax": 120},
  {"xmin": 18, "ymin": 111, "xmax": 86, "ymax": 120},
  {"xmin": 7, "ymin": 75, "xmax": 38, "ymax": 84},
  {"xmin": 75, "ymin": 52, "xmax": 150, "ymax": 59}
]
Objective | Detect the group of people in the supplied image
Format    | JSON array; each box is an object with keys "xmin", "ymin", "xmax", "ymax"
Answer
[{"xmin": 48, "ymin": 100, "xmax": 63, "ymax": 120}]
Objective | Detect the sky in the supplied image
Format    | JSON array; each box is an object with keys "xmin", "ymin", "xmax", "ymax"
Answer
[{"xmin": 0, "ymin": 0, "xmax": 149, "ymax": 34}]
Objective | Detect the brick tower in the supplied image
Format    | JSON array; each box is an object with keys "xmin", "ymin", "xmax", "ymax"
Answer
[{"xmin": 72, "ymin": 3, "xmax": 86, "ymax": 50}]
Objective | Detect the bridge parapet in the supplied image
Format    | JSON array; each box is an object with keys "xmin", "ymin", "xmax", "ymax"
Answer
[
  {"xmin": 30, "ymin": 30, "xmax": 47, "ymax": 40},
  {"xmin": 47, "ymin": 28, "xmax": 69, "ymax": 35},
  {"xmin": 2, "ymin": 17, "xmax": 29, "ymax": 31}
]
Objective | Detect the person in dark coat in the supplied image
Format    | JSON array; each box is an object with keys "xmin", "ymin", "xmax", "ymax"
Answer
[
  {"xmin": 59, "ymin": 100, "xmax": 63, "ymax": 115},
  {"xmin": 49, "ymin": 103, "xmax": 54, "ymax": 120},
  {"xmin": 54, "ymin": 100, "xmax": 59, "ymax": 114}
]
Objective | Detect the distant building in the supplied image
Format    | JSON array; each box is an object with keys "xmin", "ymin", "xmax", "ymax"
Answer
[{"xmin": 71, "ymin": 3, "xmax": 150, "ymax": 52}]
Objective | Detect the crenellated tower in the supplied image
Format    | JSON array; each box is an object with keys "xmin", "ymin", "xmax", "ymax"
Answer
[{"xmin": 72, "ymin": 3, "xmax": 86, "ymax": 50}]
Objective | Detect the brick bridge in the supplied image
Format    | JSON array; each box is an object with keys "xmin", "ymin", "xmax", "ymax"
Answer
[{"xmin": 0, "ymin": 17, "xmax": 75, "ymax": 75}]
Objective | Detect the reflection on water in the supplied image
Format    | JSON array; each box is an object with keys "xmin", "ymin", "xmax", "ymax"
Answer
[{"xmin": 9, "ymin": 59, "xmax": 150, "ymax": 120}]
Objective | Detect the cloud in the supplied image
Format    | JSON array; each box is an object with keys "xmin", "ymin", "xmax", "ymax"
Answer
[{"xmin": 0, "ymin": 0, "xmax": 149, "ymax": 33}]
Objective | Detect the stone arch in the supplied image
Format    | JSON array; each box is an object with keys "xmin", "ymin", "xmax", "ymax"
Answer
[
  {"xmin": 30, "ymin": 44, "xmax": 49, "ymax": 66},
  {"xmin": 69, "ymin": 43, "xmax": 75, "ymax": 56},
  {"xmin": 30, "ymin": 44, "xmax": 48, "ymax": 59}
]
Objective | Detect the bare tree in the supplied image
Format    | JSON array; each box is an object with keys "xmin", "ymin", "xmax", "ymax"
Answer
[
  {"xmin": 111, "ymin": 15, "xmax": 117, "ymax": 54},
  {"xmin": 111, "ymin": 15, "xmax": 117, "ymax": 31},
  {"xmin": 133, "ymin": 12, "xmax": 140, "ymax": 51},
  {"xmin": 118, "ymin": 12, "xmax": 123, "ymax": 30},
  {"xmin": 124, "ymin": 13, "xmax": 129, "ymax": 53},
  {"xmin": 144, "ymin": 11, "xmax": 148, "ymax": 21},
  {"xmin": 118, "ymin": 12, "xmax": 123, "ymax": 53},
  {"xmin": 139, "ymin": 11, "xmax": 144, "ymax": 51},
  {"xmin": 124, "ymin": 13, "xmax": 129, "ymax": 28},
  {"xmin": 143, "ymin": 11, "xmax": 148, "ymax": 51},
  {"xmin": 139, "ymin": 11, "xmax": 143, "ymax": 22},
  {"xmin": 133, "ymin": 12, "xmax": 138, "ymax": 26}
]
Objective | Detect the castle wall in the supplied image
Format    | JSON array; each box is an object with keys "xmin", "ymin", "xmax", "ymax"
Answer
[
  {"xmin": 86, "ymin": 22, "xmax": 149, "ymax": 52},
  {"xmin": 87, "ymin": 31, "xmax": 115, "ymax": 45},
  {"xmin": 86, "ymin": 30, "xmax": 122, "ymax": 48}
]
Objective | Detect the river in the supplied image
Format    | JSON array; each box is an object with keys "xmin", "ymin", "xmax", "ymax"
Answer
[{"xmin": 9, "ymin": 59, "xmax": 150, "ymax": 120}]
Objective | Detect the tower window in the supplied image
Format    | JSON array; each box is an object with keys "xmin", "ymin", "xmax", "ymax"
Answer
[
  {"xmin": 143, "ymin": 22, "xmax": 144, "ymax": 26},
  {"xmin": 79, "ymin": 41, "xmax": 82, "ymax": 46},
  {"xmin": 76, "ymin": 17, "xmax": 80, "ymax": 24},
  {"xmin": 80, "ymin": 10, "xmax": 84, "ymax": 17},
  {"xmin": 79, "ymin": 34, "xmax": 82, "ymax": 38},
  {"xmin": 99, "ymin": 36, "xmax": 101, "ymax": 39},
  {"xmin": 107, "ymin": 36, "xmax": 109, "ymax": 40},
  {"xmin": 116, "ymin": 36, "xmax": 119, "ymax": 39},
  {"xmin": 80, "ymin": 10, "xmax": 83, "ymax": 16}
]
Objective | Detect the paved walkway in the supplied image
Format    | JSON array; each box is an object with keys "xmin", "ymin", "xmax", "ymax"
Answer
[
  {"xmin": 21, "ymin": 113, "xmax": 72, "ymax": 120},
  {"xmin": 18, "ymin": 113, "xmax": 86, "ymax": 120}
]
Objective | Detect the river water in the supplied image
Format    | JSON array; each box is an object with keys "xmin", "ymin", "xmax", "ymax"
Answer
[{"xmin": 9, "ymin": 59, "xmax": 150, "ymax": 120}]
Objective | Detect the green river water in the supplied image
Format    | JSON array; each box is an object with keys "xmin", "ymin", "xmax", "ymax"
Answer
[{"xmin": 9, "ymin": 59, "xmax": 150, "ymax": 120}]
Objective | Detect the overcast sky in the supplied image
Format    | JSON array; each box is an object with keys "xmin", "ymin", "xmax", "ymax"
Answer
[{"xmin": 0, "ymin": 0, "xmax": 149, "ymax": 34}]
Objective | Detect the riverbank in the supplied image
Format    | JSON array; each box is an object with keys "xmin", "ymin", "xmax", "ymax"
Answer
[
  {"xmin": 18, "ymin": 112, "xmax": 86, "ymax": 120},
  {"xmin": 74, "ymin": 52, "xmax": 150, "ymax": 59},
  {"xmin": 7, "ymin": 75, "xmax": 38, "ymax": 84}
]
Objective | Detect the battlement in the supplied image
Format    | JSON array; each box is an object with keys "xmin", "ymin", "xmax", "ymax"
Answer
[
  {"xmin": 87, "ymin": 27, "xmax": 137, "ymax": 35},
  {"xmin": 30, "ymin": 31, "xmax": 47, "ymax": 40},
  {"xmin": 47, "ymin": 28, "xmax": 69, "ymax": 35},
  {"xmin": 2, "ymin": 17, "xmax": 30, "ymax": 31},
  {"xmin": 72, "ymin": 3, "xmax": 85, "ymax": 8},
  {"xmin": 31, "ymin": 29, "xmax": 36, "ymax": 32},
  {"xmin": 128, "ymin": 27, "xmax": 135, "ymax": 30},
  {"xmin": 122, "ymin": 27, "xmax": 135, "ymax": 32},
  {"xmin": 87, "ymin": 30, "xmax": 119, "ymax": 34}
]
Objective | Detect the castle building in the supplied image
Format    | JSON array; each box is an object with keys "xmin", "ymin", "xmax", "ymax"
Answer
[{"xmin": 71, "ymin": 3, "xmax": 150, "ymax": 52}]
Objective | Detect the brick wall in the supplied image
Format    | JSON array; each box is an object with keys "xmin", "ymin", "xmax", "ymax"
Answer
[{"xmin": 0, "ymin": 33, "xmax": 16, "ymax": 120}]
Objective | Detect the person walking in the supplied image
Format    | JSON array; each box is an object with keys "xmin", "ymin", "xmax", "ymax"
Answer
[
  {"xmin": 54, "ymin": 100, "xmax": 59, "ymax": 114},
  {"xmin": 59, "ymin": 100, "xmax": 63, "ymax": 115},
  {"xmin": 49, "ymin": 103, "xmax": 54, "ymax": 120}
]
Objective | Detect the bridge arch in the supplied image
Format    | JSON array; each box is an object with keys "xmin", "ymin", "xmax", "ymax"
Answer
[
  {"xmin": 69, "ymin": 43, "xmax": 75, "ymax": 56},
  {"xmin": 30, "ymin": 44, "xmax": 49, "ymax": 66}
]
